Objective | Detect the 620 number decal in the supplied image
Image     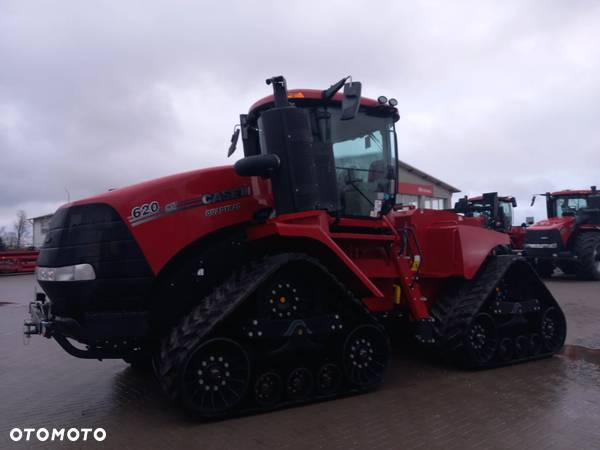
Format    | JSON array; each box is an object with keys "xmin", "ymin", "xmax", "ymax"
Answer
[{"xmin": 131, "ymin": 201, "xmax": 160, "ymax": 219}]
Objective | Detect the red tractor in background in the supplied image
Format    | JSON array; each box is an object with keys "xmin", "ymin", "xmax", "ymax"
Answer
[
  {"xmin": 525, "ymin": 187, "xmax": 600, "ymax": 279},
  {"xmin": 454, "ymin": 192, "xmax": 527, "ymax": 249},
  {"xmin": 25, "ymin": 76, "xmax": 566, "ymax": 419}
]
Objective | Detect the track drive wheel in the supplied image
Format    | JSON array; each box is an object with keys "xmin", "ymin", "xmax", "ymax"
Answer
[
  {"xmin": 343, "ymin": 324, "xmax": 390, "ymax": 390},
  {"xmin": 179, "ymin": 338, "xmax": 250, "ymax": 418}
]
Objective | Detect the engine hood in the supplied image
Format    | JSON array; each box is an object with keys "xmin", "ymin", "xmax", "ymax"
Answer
[
  {"xmin": 529, "ymin": 216, "xmax": 575, "ymax": 231},
  {"xmin": 53, "ymin": 166, "xmax": 272, "ymax": 274}
]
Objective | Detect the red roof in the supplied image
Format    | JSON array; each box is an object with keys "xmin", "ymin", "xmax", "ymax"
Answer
[
  {"xmin": 249, "ymin": 89, "xmax": 383, "ymax": 115},
  {"xmin": 551, "ymin": 189, "xmax": 593, "ymax": 197}
]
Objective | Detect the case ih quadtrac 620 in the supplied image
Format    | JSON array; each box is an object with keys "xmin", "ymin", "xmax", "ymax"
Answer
[{"xmin": 26, "ymin": 76, "xmax": 566, "ymax": 418}]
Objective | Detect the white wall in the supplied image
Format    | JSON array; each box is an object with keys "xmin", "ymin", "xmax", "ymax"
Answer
[{"xmin": 32, "ymin": 216, "xmax": 52, "ymax": 248}]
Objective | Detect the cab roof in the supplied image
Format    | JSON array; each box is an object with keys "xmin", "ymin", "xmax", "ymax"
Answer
[
  {"xmin": 248, "ymin": 89, "xmax": 396, "ymax": 118},
  {"xmin": 551, "ymin": 189, "xmax": 593, "ymax": 197},
  {"xmin": 469, "ymin": 195, "xmax": 515, "ymax": 203}
]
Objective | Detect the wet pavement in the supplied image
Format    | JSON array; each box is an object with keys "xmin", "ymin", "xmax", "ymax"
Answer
[{"xmin": 1, "ymin": 273, "xmax": 599, "ymax": 449}]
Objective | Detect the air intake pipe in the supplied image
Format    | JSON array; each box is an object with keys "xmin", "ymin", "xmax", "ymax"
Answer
[{"xmin": 234, "ymin": 76, "xmax": 319, "ymax": 215}]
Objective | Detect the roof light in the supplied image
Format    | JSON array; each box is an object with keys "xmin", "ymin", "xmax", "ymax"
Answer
[
  {"xmin": 288, "ymin": 92, "xmax": 305, "ymax": 99},
  {"xmin": 377, "ymin": 96, "xmax": 388, "ymax": 104},
  {"xmin": 389, "ymin": 98, "xmax": 398, "ymax": 107}
]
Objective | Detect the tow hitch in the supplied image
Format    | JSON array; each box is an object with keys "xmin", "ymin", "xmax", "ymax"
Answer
[{"xmin": 24, "ymin": 293, "xmax": 53, "ymax": 339}]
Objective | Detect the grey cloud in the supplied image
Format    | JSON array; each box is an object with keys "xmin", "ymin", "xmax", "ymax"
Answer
[{"xmin": 1, "ymin": 0, "xmax": 599, "ymax": 227}]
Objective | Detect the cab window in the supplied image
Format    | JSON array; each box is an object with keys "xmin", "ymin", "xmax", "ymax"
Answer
[{"xmin": 332, "ymin": 112, "xmax": 397, "ymax": 217}]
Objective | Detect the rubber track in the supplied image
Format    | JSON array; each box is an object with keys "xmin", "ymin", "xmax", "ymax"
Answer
[
  {"xmin": 431, "ymin": 254, "xmax": 564, "ymax": 368},
  {"xmin": 154, "ymin": 252, "xmax": 383, "ymax": 410}
]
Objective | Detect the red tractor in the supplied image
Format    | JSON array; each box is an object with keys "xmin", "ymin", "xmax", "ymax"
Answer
[
  {"xmin": 25, "ymin": 76, "xmax": 566, "ymax": 419},
  {"xmin": 525, "ymin": 187, "xmax": 600, "ymax": 279},
  {"xmin": 453, "ymin": 192, "xmax": 527, "ymax": 249}
]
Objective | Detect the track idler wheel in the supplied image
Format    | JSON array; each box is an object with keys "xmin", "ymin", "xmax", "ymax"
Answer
[
  {"xmin": 316, "ymin": 363, "xmax": 342, "ymax": 396},
  {"xmin": 498, "ymin": 338, "xmax": 514, "ymax": 362},
  {"xmin": 343, "ymin": 325, "xmax": 390, "ymax": 389},
  {"xmin": 179, "ymin": 338, "xmax": 250, "ymax": 418},
  {"xmin": 465, "ymin": 313, "xmax": 498, "ymax": 367},
  {"xmin": 515, "ymin": 335, "xmax": 529, "ymax": 359},
  {"xmin": 540, "ymin": 307, "xmax": 566, "ymax": 353},
  {"xmin": 286, "ymin": 368, "xmax": 313, "ymax": 401},
  {"xmin": 529, "ymin": 333, "xmax": 543, "ymax": 356},
  {"xmin": 254, "ymin": 371, "xmax": 283, "ymax": 408}
]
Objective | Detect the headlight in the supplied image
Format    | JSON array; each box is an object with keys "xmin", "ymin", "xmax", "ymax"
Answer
[{"xmin": 36, "ymin": 264, "xmax": 96, "ymax": 282}]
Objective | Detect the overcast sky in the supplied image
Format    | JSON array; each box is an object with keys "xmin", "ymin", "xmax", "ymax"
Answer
[{"xmin": 1, "ymin": 0, "xmax": 599, "ymax": 232}]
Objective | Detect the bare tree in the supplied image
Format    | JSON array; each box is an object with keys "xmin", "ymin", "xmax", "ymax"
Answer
[{"xmin": 13, "ymin": 210, "xmax": 30, "ymax": 249}]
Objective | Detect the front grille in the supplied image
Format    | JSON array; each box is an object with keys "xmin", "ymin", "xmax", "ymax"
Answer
[
  {"xmin": 524, "ymin": 229, "xmax": 563, "ymax": 257},
  {"xmin": 38, "ymin": 203, "xmax": 154, "ymax": 319}
]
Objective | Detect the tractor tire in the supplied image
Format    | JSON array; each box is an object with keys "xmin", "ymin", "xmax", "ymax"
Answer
[
  {"xmin": 533, "ymin": 261, "xmax": 555, "ymax": 278},
  {"xmin": 574, "ymin": 233, "xmax": 600, "ymax": 280}
]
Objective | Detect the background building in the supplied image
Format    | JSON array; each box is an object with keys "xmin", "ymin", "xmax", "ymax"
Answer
[
  {"xmin": 397, "ymin": 159, "xmax": 460, "ymax": 209},
  {"xmin": 29, "ymin": 214, "xmax": 53, "ymax": 249}
]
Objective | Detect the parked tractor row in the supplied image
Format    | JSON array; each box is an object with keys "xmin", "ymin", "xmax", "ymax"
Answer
[
  {"xmin": 26, "ymin": 76, "xmax": 568, "ymax": 419},
  {"xmin": 454, "ymin": 188, "xmax": 600, "ymax": 280}
]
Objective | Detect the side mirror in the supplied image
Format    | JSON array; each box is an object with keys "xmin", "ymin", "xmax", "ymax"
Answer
[
  {"xmin": 234, "ymin": 154, "xmax": 280, "ymax": 178},
  {"xmin": 341, "ymin": 82, "xmax": 362, "ymax": 120},
  {"xmin": 526, "ymin": 216, "xmax": 534, "ymax": 225},
  {"xmin": 227, "ymin": 127, "xmax": 240, "ymax": 157}
]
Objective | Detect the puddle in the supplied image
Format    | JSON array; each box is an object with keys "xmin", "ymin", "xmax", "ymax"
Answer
[{"xmin": 559, "ymin": 345, "xmax": 600, "ymax": 366}]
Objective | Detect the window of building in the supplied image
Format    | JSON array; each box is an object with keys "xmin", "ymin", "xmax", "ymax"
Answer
[
  {"xmin": 424, "ymin": 197, "xmax": 445, "ymax": 210},
  {"xmin": 399, "ymin": 194, "xmax": 419, "ymax": 207}
]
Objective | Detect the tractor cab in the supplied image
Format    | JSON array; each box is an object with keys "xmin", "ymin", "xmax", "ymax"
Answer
[
  {"xmin": 547, "ymin": 190, "xmax": 592, "ymax": 218},
  {"xmin": 454, "ymin": 192, "xmax": 516, "ymax": 232},
  {"xmin": 231, "ymin": 76, "xmax": 400, "ymax": 219},
  {"xmin": 531, "ymin": 187, "xmax": 598, "ymax": 220}
]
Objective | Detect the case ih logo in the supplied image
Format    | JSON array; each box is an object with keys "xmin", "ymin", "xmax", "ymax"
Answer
[
  {"xmin": 129, "ymin": 186, "xmax": 252, "ymax": 227},
  {"xmin": 201, "ymin": 186, "xmax": 252, "ymax": 205}
]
